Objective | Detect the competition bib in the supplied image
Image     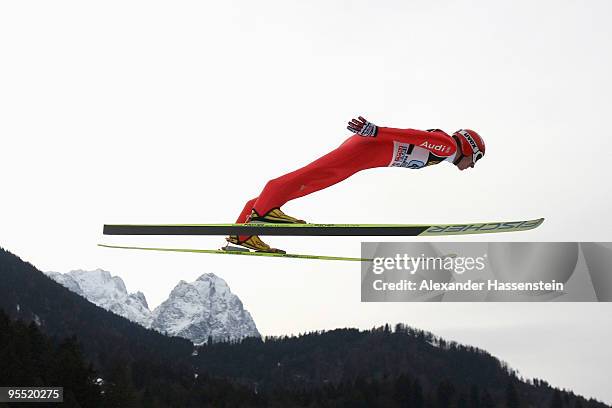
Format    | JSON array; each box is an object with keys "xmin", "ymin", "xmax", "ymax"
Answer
[{"xmin": 388, "ymin": 142, "xmax": 431, "ymax": 169}]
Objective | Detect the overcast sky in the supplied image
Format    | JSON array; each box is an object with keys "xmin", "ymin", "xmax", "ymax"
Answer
[{"xmin": 1, "ymin": 0, "xmax": 611, "ymax": 404}]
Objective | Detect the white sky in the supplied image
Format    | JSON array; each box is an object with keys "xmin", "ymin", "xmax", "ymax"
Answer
[{"xmin": 1, "ymin": 0, "xmax": 611, "ymax": 403}]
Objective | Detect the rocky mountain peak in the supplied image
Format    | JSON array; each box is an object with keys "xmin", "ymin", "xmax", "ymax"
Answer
[{"xmin": 47, "ymin": 270, "xmax": 259, "ymax": 345}]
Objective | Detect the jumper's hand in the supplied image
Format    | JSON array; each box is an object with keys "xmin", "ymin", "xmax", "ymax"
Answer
[{"xmin": 347, "ymin": 116, "xmax": 378, "ymax": 137}]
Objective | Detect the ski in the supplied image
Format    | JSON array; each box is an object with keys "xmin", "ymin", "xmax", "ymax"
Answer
[
  {"xmin": 98, "ymin": 244, "xmax": 371, "ymax": 262},
  {"xmin": 103, "ymin": 218, "xmax": 544, "ymax": 236}
]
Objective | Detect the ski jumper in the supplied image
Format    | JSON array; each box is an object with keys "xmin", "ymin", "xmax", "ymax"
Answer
[{"xmin": 235, "ymin": 128, "xmax": 458, "ymax": 224}]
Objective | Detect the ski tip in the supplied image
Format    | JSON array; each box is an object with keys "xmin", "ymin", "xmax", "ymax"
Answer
[{"xmin": 420, "ymin": 217, "xmax": 545, "ymax": 236}]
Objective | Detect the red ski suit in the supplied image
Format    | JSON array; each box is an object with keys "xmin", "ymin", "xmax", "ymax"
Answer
[{"xmin": 236, "ymin": 127, "xmax": 458, "ymax": 224}]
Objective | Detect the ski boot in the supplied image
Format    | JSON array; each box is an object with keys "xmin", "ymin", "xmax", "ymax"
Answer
[
  {"xmin": 222, "ymin": 208, "xmax": 306, "ymax": 253},
  {"xmin": 224, "ymin": 235, "xmax": 286, "ymax": 254},
  {"xmin": 248, "ymin": 208, "xmax": 307, "ymax": 224}
]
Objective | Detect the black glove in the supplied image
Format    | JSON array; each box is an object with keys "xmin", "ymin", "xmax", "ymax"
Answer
[{"xmin": 347, "ymin": 116, "xmax": 378, "ymax": 137}]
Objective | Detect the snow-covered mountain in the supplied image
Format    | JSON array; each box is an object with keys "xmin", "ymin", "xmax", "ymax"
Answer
[
  {"xmin": 46, "ymin": 269, "xmax": 259, "ymax": 344},
  {"xmin": 151, "ymin": 273, "xmax": 260, "ymax": 344},
  {"xmin": 47, "ymin": 269, "xmax": 152, "ymax": 327}
]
